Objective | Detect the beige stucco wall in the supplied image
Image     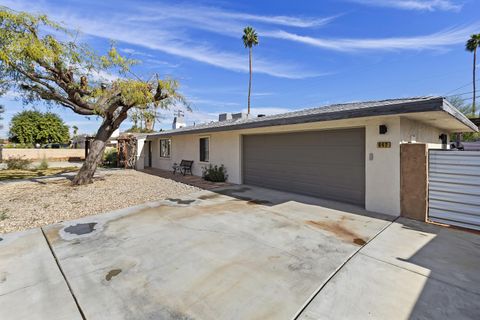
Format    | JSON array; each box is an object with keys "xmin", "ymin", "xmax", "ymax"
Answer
[
  {"xmin": 400, "ymin": 117, "xmax": 446, "ymax": 149},
  {"xmin": 365, "ymin": 117, "xmax": 401, "ymax": 215},
  {"xmin": 144, "ymin": 114, "xmax": 449, "ymax": 216},
  {"xmin": 135, "ymin": 138, "xmax": 146, "ymax": 170},
  {"xmin": 1, "ymin": 148, "xmax": 85, "ymax": 161}
]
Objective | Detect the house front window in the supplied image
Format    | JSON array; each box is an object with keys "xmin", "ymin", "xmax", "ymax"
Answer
[
  {"xmin": 199, "ymin": 137, "xmax": 209, "ymax": 162},
  {"xmin": 160, "ymin": 139, "xmax": 171, "ymax": 158}
]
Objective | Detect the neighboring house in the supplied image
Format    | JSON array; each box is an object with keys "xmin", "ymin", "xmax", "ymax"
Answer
[{"xmin": 137, "ymin": 96, "xmax": 477, "ymax": 217}]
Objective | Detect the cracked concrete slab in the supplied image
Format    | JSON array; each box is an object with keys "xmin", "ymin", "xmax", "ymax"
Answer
[
  {"xmin": 360, "ymin": 217, "xmax": 480, "ymax": 295},
  {"xmin": 5, "ymin": 185, "xmax": 477, "ymax": 320},
  {"xmin": 0, "ymin": 229, "xmax": 82, "ymax": 320},
  {"xmin": 298, "ymin": 219, "xmax": 480, "ymax": 320},
  {"xmin": 42, "ymin": 187, "xmax": 391, "ymax": 320},
  {"xmin": 297, "ymin": 253, "xmax": 480, "ymax": 320}
]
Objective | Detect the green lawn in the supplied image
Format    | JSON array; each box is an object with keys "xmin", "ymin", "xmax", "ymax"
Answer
[{"xmin": 0, "ymin": 167, "xmax": 79, "ymax": 181}]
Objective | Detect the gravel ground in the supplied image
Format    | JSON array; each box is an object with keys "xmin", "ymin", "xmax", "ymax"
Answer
[{"xmin": 0, "ymin": 170, "xmax": 201, "ymax": 233}]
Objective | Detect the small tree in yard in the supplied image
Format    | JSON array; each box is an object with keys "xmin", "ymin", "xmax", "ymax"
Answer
[
  {"xmin": 0, "ymin": 8, "xmax": 186, "ymax": 185},
  {"xmin": 9, "ymin": 110, "xmax": 69, "ymax": 145}
]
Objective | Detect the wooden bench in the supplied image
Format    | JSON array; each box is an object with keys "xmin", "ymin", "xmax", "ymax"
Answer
[{"xmin": 172, "ymin": 160, "xmax": 194, "ymax": 176}]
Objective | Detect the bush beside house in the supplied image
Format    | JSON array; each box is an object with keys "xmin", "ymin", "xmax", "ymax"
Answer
[{"xmin": 202, "ymin": 164, "xmax": 228, "ymax": 182}]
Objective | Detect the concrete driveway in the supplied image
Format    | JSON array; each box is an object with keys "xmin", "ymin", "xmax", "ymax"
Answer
[{"xmin": 1, "ymin": 185, "xmax": 479, "ymax": 319}]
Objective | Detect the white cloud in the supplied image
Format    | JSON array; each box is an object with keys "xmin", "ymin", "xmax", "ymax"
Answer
[
  {"xmin": 0, "ymin": 0, "xmax": 322, "ymax": 79},
  {"xmin": 265, "ymin": 25, "xmax": 478, "ymax": 51},
  {"xmin": 349, "ymin": 0, "xmax": 462, "ymax": 11},
  {"xmin": 120, "ymin": 48, "xmax": 154, "ymax": 58},
  {"xmin": 252, "ymin": 92, "xmax": 274, "ymax": 97},
  {"xmin": 130, "ymin": 3, "xmax": 337, "ymax": 29},
  {"xmin": 0, "ymin": 89, "xmax": 21, "ymax": 100},
  {"xmin": 72, "ymin": 21, "xmax": 318, "ymax": 79},
  {"xmin": 89, "ymin": 69, "xmax": 119, "ymax": 83}
]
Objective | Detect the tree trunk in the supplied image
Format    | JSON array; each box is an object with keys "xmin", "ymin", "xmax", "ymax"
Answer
[
  {"xmin": 473, "ymin": 47, "xmax": 476, "ymax": 116},
  {"xmin": 72, "ymin": 118, "xmax": 118, "ymax": 185},
  {"xmin": 248, "ymin": 47, "xmax": 252, "ymax": 115}
]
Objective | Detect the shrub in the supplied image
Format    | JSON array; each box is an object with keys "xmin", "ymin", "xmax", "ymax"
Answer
[
  {"xmin": 202, "ymin": 164, "xmax": 228, "ymax": 182},
  {"xmin": 5, "ymin": 156, "xmax": 32, "ymax": 170},
  {"xmin": 0, "ymin": 210, "xmax": 8, "ymax": 221},
  {"xmin": 102, "ymin": 148, "xmax": 118, "ymax": 167},
  {"xmin": 37, "ymin": 157, "xmax": 49, "ymax": 170},
  {"xmin": 2, "ymin": 143, "xmax": 34, "ymax": 148}
]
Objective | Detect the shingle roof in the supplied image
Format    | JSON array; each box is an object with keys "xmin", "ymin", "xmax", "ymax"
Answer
[{"xmin": 148, "ymin": 96, "xmax": 478, "ymax": 137}]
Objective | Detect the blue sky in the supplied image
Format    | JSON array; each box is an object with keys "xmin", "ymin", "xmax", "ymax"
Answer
[{"xmin": 0, "ymin": 0, "xmax": 479, "ymax": 137}]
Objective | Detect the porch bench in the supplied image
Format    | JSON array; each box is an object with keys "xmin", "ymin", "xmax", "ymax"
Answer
[{"xmin": 173, "ymin": 160, "xmax": 194, "ymax": 176}]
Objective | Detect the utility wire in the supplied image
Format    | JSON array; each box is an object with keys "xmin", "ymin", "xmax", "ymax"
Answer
[
  {"xmin": 457, "ymin": 95, "xmax": 480, "ymax": 102},
  {"xmin": 443, "ymin": 79, "xmax": 480, "ymax": 96},
  {"xmin": 446, "ymin": 91, "xmax": 475, "ymax": 97}
]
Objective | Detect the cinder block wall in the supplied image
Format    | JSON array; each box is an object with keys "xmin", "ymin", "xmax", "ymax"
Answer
[
  {"xmin": 1, "ymin": 148, "xmax": 85, "ymax": 161},
  {"xmin": 400, "ymin": 143, "xmax": 428, "ymax": 221}
]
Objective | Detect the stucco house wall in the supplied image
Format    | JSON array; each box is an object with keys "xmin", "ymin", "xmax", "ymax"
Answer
[
  {"xmin": 400, "ymin": 117, "xmax": 446, "ymax": 149},
  {"xmin": 143, "ymin": 114, "xmax": 449, "ymax": 216}
]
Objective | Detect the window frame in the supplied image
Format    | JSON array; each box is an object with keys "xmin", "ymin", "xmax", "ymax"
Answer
[
  {"xmin": 199, "ymin": 136, "xmax": 210, "ymax": 162},
  {"xmin": 159, "ymin": 138, "xmax": 171, "ymax": 158}
]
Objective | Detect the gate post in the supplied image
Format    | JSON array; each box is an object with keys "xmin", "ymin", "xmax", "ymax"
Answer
[{"xmin": 400, "ymin": 143, "xmax": 428, "ymax": 221}]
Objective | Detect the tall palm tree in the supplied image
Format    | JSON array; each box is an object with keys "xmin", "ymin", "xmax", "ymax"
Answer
[
  {"xmin": 466, "ymin": 34, "xmax": 480, "ymax": 116},
  {"xmin": 242, "ymin": 26, "xmax": 259, "ymax": 115}
]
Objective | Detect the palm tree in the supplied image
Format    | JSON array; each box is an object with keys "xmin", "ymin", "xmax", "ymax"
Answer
[
  {"xmin": 242, "ymin": 26, "xmax": 259, "ymax": 115},
  {"xmin": 466, "ymin": 34, "xmax": 480, "ymax": 116}
]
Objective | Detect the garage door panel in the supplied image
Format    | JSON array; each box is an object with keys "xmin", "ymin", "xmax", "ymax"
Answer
[
  {"xmin": 244, "ymin": 149, "xmax": 364, "ymax": 166},
  {"xmin": 243, "ymin": 167, "xmax": 364, "ymax": 186},
  {"xmin": 243, "ymin": 128, "xmax": 365, "ymax": 206},
  {"xmin": 245, "ymin": 175, "xmax": 364, "ymax": 204}
]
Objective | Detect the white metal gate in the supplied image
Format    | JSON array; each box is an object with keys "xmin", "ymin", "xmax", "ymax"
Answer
[{"xmin": 428, "ymin": 150, "xmax": 480, "ymax": 231}]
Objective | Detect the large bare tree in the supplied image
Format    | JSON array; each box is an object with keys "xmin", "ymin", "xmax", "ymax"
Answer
[{"xmin": 0, "ymin": 8, "xmax": 186, "ymax": 184}]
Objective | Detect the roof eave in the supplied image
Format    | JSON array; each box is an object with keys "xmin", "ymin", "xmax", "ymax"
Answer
[
  {"xmin": 441, "ymin": 99, "xmax": 479, "ymax": 132},
  {"xmin": 147, "ymin": 97, "xmax": 478, "ymax": 138}
]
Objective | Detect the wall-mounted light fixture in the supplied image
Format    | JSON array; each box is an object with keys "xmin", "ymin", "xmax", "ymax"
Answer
[
  {"xmin": 379, "ymin": 125, "xmax": 388, "ymax": 134},
  {"xmin": 439, "ymin": 133, "xmax": 448, "ymax": 149}
]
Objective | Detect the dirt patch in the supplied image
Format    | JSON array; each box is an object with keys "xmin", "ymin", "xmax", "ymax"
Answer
[
  {"xmin": 306, "ymin": 219, "xmax": 367, "ymax": 246},
  {"xmin": 198, "ymin": 194, "xmax": 221, "ymax": 200},
  {"xmin": 105, "ymin": 268, "xmax": 122, "ymax": 281},
  {"xmin": 353, "ymin": 238, "xmax": 367, "ymax": 246},
  {"xmin": 42, "ymin": 225, "xmax": 62, "ymax": 244}
]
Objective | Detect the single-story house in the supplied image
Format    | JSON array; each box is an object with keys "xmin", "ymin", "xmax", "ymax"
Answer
[{"xmin": 136, "ymin": 96, "xmax": 478, "ymax": 217}]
